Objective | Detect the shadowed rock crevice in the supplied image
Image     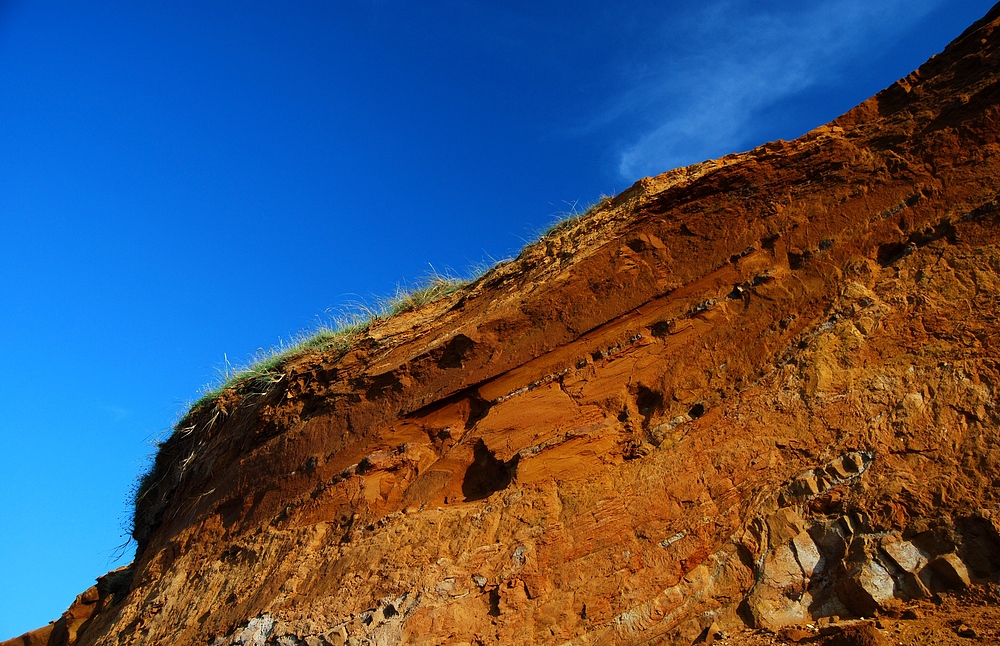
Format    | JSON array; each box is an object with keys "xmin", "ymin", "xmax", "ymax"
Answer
[
  {"xmin": 436, "ymin": 334, "xmax": 476, "ymax": 369},
  {"xmin": 462, "ymin": 439, "xmax": 519, "ymax": 501},
  {"xmin": 635, "ymin": 385, "xmax": 664, "ymax": 424},
  {"xmin": 464, "ymin": 393, "xmax": 492, "ymax": 430}
]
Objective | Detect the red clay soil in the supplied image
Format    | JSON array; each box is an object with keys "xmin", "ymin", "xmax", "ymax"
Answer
[{"xmin": 8, "ymin": 4, "xmax": 1000, "ymax": 646}]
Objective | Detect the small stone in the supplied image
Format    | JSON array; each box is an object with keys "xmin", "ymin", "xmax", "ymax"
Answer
[
  {"xmin": 856, "ymin": 316, "xmax": 877, "ymax": 336},
  {"xmin": 823, "ymin": 622, "xmax": 888, "ymax": 646},
  {"xmin": 880, "ymin": 538, "xmax": 926, "ymax": 573},
  {"xmin": 793, "ymin": 472, "xmax": 821, "ymax": 496},
  {"xmin": 900, "ymin": 392, "xmax": 924, "ymax": 412},
  {"xmin": 901, "ymin": 608, "xmax": 921, "ymax": 620},
  {"xmin": 699, "ymin": 621, "xmax": 722, "ymax": 644},
  {"xmin": 927, "ymin": 553, "xmax": 971, "ymax": 589},
  {"xmin": 841, "ymin": 453, "xmax": 861, "ymax": 472},
  {"xmin": 840, "ymin": 558, "xmax": 895, "ymax": 617},
  {"xmin": 323, "ymin": 626, "xmax": 348, "ymax": 646},
  {"xmin": 827, "ymin": 458, "xmax": 853, "ymax": 480},
  {"xmin": 777, "ymin": 627, "xmax": 815, "ymax": 642},
  {"xmin": 956, "ymin": 624, "xmax": 977, "ymax": 638}
]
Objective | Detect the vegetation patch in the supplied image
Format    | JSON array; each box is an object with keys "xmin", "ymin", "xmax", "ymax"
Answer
[
  {"xmin": 127, "ymin": 195, "xmax": 617, "ymax": 545},
  {"xmin": 538, "ymin": 195, "xmax": 612, "ymax": 238},
  {"xmin": 187, "ymin": 272, "xmax": 472, "ymax": 417}
]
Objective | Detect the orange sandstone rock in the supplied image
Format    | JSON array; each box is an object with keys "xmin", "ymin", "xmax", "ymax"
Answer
[{"xmin": 9, "ymin": 4, "xmax": 1000, "ymax": 646}]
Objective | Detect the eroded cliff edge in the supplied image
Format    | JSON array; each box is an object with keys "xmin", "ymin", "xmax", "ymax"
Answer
[{"xmin": 15, "ymin": 5, "xmax": 1000, "ymax": 645}]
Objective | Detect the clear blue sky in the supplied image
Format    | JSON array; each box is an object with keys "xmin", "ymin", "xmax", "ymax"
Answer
[{"xmin": 0, "ymin": 0, "xmax": 993, "ymax": 638}]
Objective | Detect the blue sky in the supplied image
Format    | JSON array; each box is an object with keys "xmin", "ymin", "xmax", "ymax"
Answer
[{"xmin": 0, "ymin": 0, "xmax": 993, "ymax": 638}]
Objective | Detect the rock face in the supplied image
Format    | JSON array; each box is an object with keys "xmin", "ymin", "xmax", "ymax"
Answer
[{"xmin": 10, "ymin": 5, "xmax": 1000, "ymax": 646}]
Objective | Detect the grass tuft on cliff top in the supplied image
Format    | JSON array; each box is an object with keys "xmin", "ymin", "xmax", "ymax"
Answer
[
  {"xmin": 541, "ymin": 195, "xmax": 612, "ymax": 237},
  {"xmin": 188, "ymin": 272, "xmax": 470, "ymax": 412},
  {"xmin": 180, "ymin": 195, "xmax": 612, "ymax": 418},
  {"xmin": 128, "ymin": 195, "xmax": 615, "ymax": 542}
]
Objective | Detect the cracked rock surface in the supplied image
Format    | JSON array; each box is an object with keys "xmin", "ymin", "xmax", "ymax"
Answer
[{"xmin": 8, "ymin": 5, "xmax": 1000, "ymax": 646}]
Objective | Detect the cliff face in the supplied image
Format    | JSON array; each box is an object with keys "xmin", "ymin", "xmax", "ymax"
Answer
[{"xmin": 13, "ymin": 5, "xmax": 1000, "ymax": 646}]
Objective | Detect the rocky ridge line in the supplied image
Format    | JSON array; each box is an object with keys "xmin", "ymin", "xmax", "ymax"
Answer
[{"xmin": 7, "ymin": 4, "xmax": 1000, "ymax": 646}]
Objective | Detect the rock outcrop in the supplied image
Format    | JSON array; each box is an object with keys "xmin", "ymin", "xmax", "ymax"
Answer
[{"xmin": 9, "ymin": 5, "xmax": 1000, "ymax": 646}]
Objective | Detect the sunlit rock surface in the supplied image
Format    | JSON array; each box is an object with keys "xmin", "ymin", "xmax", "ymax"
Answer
[{"xmin": 8, "ymin": 5, "xmax": 1000, "ymax": 646}]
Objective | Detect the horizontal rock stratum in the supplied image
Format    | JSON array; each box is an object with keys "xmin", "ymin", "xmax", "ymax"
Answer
[{"xmin": 11, "ymin": 5, "xmax": 1000, "ymax": 646}]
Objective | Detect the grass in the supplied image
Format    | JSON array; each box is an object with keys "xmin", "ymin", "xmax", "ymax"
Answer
[
  {"xmin": 128, "ymin": 195, "xmax": 616, "ymax": 543},
  {"xmin": 187, "ymin": 322, "xmax": 366, "ymax": 411},
  {"xmin": 538, "ymin": 195, "xmax": 613, "ymax": 238},
  {"xmin": 128, "ymin": 272, "xmax": 471, "ymax": 541},
  {"xmin": 180, "ymin": 273, "xmax": 471, "ymax": 417},
  {"xmin": 382, "ymin": 273, "xmax": 470, "ymax": 316},
  {"xmin": 186, "ymin": 196, "xmax": 615, "ymax": 416}
]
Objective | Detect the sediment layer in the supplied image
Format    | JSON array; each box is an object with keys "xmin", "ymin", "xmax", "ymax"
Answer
[{"xmin": 9, "ymin": 5, "xmax": 1000, "ymax": 646}]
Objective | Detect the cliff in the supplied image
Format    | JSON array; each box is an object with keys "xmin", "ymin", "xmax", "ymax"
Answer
[{"xmin": 10, "ymin": 5, "xmax": 1000, "ymax": 645}]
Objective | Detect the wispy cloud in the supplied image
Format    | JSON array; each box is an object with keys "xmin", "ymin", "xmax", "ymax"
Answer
[
  {"xmin": 612, "ymin": 0, "xmax": 943, "ymax": 179},
  {"xmin": 102, "ymin": 405, "xmax": 129, "ymax": 422}
]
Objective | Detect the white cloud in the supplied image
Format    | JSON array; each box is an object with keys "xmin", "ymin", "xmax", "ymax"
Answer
[
  {"xmin": 102, "ymin": 405, "xmax": 129, "ymax": 422},
  {"xmin": 614, "ymin": 0, "xmax": 943, "ymax": 179}
]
